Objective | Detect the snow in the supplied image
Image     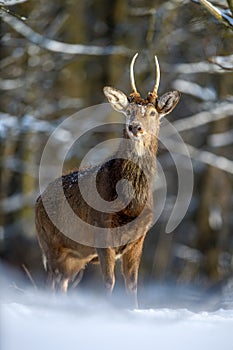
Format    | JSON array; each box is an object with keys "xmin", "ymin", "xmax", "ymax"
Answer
[
  {"xmin": 1, "ymin": 289, "xmax": 233, "ymax": 350},
  {"xmin": 1, "ymin": 265, "xmax": 233, "ymax": 350}
]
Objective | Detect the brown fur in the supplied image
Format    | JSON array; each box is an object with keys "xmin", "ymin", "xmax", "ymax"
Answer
[{"xmin": 35, "ymin": 80, "xmax": 180, "ymax": 308}]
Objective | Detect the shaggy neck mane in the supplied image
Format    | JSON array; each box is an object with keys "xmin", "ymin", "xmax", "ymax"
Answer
[
  {"xmin": 101, "ymin": 130, "xmax": 158, "ymax": 216},
  {"xmin": 117, "ymin": 128, "xmax": 158, "ymax": 180}
]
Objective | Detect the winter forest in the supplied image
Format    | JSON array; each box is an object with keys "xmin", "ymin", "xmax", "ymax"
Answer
[{"xmin": 1, "ymin": 0, "xmax": 233, "ymax": 349}]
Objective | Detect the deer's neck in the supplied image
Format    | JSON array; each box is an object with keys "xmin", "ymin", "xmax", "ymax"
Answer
[
  {"xmin": 115, "ymin": 131, "xmax": 158, "ymax": 181},
  {"xmin": 103, "ymin": 134, "xmax": 158, "ymax": 212}
]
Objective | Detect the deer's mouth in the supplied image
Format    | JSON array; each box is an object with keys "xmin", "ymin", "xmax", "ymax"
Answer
[{"xmin": 127, "ymin": 125, "xmax": 144, "ymax": 141}]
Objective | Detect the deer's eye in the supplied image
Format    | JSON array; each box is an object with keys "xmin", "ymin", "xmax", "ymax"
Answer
[
  {"xmin": 126, "ymin": 110, "xmax": 131, "ymax": 116},
  {"xmin": 150, "ymin": 110, "xmax": 156, "ymax": 116}
]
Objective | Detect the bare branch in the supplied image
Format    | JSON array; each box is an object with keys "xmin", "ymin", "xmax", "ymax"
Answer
[
  {"xmin": 227, "ymin": 0, "xmax": 233, "ymax": 15},
  {"xmin": 173, "ymin": 79, "xmax": 216, "ymax": 101},
  {"xmin": 208, "ymin": 129, "xmax": 233, "ymax": 147},
  {"xmin": 1, "ymin": 0, "xmax": 27, "ymax": 5},
  {"xmin": 171, "ymin": 102, "xmax": 233, "ymax": 133},
  {"xmin": 129, "ymin": 7, "xmax": 156, "ymax": 17},
  {"xmin": 163, "ymin": 140, "xmax": 233, "ymax": 175},
  {"xmin": 167, "ymin": 56, "xmax": 232, "ymax": 75},
  {"xmin": 161, "ymin": 101, "xmax": 233, "ymax": 174},
  {"xmin": 22, "ymin": 264, "xmax": 37, "ymax": 290},
  {"xmin": 2, "ymin": 12, "xmax": 132, "ymax": 56},
  {"xmin": 198, "ymin": 0, "xmax": 233, "ymax": 29},
  {"xmin": 0, "ymin": 3, "xmax": 27, "ymax": 21},
  {"xmin": 0, "ymin": 192, "xmax": 36, "ymax": 214},
  {"xmin": 184, "ymin": 143, "xmax": 233, "ymax": 175},
  {"xmin": 169, "ymin": 61, "xmax": 224, "ymax": 74},
  {"xmin": 208, "ymin": 54, "xmax": 233, "ymax": 71}
]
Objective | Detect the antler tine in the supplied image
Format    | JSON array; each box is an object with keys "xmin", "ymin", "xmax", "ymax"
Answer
[
  {"xmin": 130, "ymin": 53, "xmax": 139, "ymax": 95},
  {"xmin": 152, "ymin": 55, "xmax": 160, "ymax": 97}
]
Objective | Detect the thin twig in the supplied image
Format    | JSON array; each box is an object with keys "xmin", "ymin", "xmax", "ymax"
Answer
[
  {"xmin": 22, "ymin": 264, "xmax": 37, "ymax": 290},
  {"xmin": 0, "ymin": 4, "xmax": 27, "ymax": 21},
  {"xmin": 208, "ymin": 54, "xmax": 233, "ymax": 71},
  {"xmin": 9, "ymin": 282, "xmax": 25, "ymax": 293}
]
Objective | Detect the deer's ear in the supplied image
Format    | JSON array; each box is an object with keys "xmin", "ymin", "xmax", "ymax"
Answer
[
  {"xmin": 156, "ymin": 91, "xmax": 181, "ymax": 117},
  {"xmin": 103, "ymin": 86, "xmax": 129, "ymax": 112}
]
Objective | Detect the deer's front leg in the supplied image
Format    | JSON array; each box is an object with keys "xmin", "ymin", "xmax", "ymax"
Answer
[
  {"xmin": 97, "ymin": 248, "xmax": 116, "ymax": 294},
  {"xmin": 122, "ymin": 236, "xmax": 145, "ymax": 309}
]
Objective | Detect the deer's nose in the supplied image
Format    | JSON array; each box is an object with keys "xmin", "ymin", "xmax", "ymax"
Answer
[{"xmin": 128, "ymin": 123, "xmax": 143, "ymax": 136}]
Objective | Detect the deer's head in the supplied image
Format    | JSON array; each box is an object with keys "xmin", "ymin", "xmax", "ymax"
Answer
[{"xmin": 104, "ymin": 54, "xmax": 180, "ymax": 154}]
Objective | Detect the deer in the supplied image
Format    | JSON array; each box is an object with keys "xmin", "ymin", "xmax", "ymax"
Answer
[{"xmin": 35, "ymin": 53, "xmax": 180, "ymax": 308}]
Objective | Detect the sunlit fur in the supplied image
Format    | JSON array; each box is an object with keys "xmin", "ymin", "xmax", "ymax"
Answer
[{"xmin": 35, "ymin": 59, "xmax": 180, "ymax": 308}]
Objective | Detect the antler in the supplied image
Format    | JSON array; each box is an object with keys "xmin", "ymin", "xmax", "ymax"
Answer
[
  {"xmin": 152, "ymin": 56, "xmax": 160, "ymax": 97},
  {"xmin": 130, "ymin": 53, "xmax": 140, "ymax": 97},
  {"xmin": 147, "ymin": 55, "xmax": 160, "ymax": 104},
  {"xmin": 129, "ymin": 53, "xmax": 160, "ymax": 103}
]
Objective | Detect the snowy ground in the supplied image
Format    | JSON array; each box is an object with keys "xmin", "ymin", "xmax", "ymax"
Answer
[
  {"xmin": 2, "ymin": 291, "xmax": 233, "ymax": 350},
  {"xmin": 1, "ymin": 267, "xmax": 233, "ymax": 350}
]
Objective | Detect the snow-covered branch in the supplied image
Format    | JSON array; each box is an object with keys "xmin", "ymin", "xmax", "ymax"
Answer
[
  {"xmin": 172, "ymin": 101, "xmax": 233, "ymax": 133},
  {"xmin": 2, "ymin": 12, "xmax": 132, "ymax": 56}
]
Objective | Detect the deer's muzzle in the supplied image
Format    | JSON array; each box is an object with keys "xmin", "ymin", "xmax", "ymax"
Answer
[{"xmin": 128, "ymin": 123, "xmax": 143, "ymax": 138}]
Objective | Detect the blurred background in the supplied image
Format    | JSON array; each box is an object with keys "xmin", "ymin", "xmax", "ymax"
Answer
[{"xmin": 0, "ymin": 0, "xmax": 233, "ymax": 308}]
